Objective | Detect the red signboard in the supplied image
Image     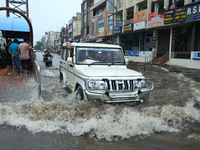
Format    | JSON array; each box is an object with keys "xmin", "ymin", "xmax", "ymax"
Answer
[{"xmin": 148, "ymin": 12, "xmax": 164, "ymax": 21}]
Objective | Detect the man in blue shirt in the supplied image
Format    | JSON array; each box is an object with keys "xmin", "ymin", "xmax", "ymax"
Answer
[{"xmin": 8, "ymin": 39, "xmax": 21, "ymax": 73}]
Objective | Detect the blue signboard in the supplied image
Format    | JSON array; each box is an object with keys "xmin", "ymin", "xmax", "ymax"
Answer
[
  {"xmin": 113, "ymin": 26, "xmax": 122, "ymax": 34},
  {"xmin": 192, "ymin": 52, "xmax": 200, "ymax": 60},
  {"xmin": 125, "ymin": 50, "xmax": 139, "ymax": 56},
  {"xmin": 186, "ymin": 2, "xmax": 200, "ymax": 23}
]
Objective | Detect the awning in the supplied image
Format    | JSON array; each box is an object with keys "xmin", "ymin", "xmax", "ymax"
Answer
[
  {"xmin": 0, "ymin": 16, "xmax": 30, "ymax": 39},
  {"xmin": 0, "ymin": 16, "xmax": 29, "ymax": 32}
]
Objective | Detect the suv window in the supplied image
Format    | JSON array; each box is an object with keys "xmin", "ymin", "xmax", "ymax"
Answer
[{"xmin": 76, "ymin": 47, "xmax": 125, "ymax": 65}]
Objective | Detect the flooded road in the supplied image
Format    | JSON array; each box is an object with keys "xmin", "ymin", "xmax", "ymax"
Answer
[{"xmin": 0, "ymin": 52, "xmax": 200, "ymax": 150}]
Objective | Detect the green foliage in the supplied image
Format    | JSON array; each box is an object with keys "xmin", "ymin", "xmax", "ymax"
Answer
[{"xmin": 34, "ymin": 41, "xmax": 43, "ymax": 50}]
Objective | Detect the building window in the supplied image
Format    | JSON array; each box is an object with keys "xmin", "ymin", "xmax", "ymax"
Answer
[
  {"xmin": 108, "ymin": 0, "xmax": 114, "ymax": 12},
  {"xmin": 84, "ymin": 27, "xmax": 87, "ymax": 37},
  {"xmin": 87, "ymin": 9, "xmax": 90, "ymax": 26},
  {"xmin": 96, "ymin": 18, "xmax": 105, "ymax": 34},
  {"xmin": 167, "ymin": 0, "xmax": 185, "ymax": 10},
  {"xmin": 127, "ymin": 8, "xmax": 134, "ymax": 20},
  {"xmin": 108, "ymin": 15, "xmax": 113, "ymax": 31},
  {"xmin": 92, "ymin": 23, "xmax": 94, "ymax": 34},
  {"xmin": 84, "ymin": 14, "xmax": 87, "ymax": 27},
  {"xmin": 84, "ymin": 2, "xmax": 87, "ymax": 10}
]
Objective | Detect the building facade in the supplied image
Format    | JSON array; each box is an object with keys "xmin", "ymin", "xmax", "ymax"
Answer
[{"xmin": 78, "ymin": 0, "xmax": 200, "ymax": 66}]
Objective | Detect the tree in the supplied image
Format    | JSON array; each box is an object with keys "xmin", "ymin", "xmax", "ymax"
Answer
[{"xmin": 34, "ymin": 41, "xmax": 43, "ymax": 50}]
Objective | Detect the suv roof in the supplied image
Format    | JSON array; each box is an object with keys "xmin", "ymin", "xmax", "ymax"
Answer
[{"xmin": 63, "ymin": 42, "xmax": 121, "ymax": 49}]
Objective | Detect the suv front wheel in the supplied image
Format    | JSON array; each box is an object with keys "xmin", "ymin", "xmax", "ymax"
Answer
[{"xmin": 76, "ymin": 86, "xmax": 84, "ymax": 101}]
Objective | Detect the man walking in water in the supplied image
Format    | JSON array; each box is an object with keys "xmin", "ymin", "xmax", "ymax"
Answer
[{"xmin": 18, "ymin": 39, "xmax": 32, "ymax": 75}]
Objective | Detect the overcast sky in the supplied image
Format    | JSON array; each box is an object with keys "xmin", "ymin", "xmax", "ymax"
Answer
[{"xmin": 0, "ymin": 0, "xmax": 82, "ymax": 45}]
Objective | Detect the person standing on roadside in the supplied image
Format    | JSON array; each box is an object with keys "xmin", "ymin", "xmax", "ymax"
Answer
[
  {"xmin": 18, "ymin": 39, "xmax": 32, "ymax": 75},
  {"xmin": 8, "ymin": 39, "xmax": 20, "ymax": 73}
]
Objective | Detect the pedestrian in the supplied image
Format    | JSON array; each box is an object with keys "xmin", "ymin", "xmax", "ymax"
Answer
[
  {"xmin": 8, "ymin": 39, "xmax": 21, "ymax": 73},
  {"xmin": 5, "ymin": 39, "xmax": 13, "ymax": 69},
  {"xmin": 18, "ymin": 39, "xmax": 32, "ymax": 75}
]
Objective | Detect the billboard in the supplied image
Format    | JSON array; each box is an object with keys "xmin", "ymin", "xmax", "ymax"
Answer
[
  {"xmin": 123, "ymin": 23, "xmax": 133, "ymax": 32},
  {"xmin": 133, "ymin": 9, "xmax": 147, "ymax": 30},
  {"xmin": 186, "ymin": 3, "xmax": 200, "ymax": 23},
  {"xmin": 147, "ymin": 12, "xmax": 164, "ymax": 28}
]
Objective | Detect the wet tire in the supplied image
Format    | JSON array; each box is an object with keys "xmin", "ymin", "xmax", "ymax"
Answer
[
  {"xmin": 60, "ymin": 73, "xmax": 66, "ymax": 87},
  {"xmin": 60, "ymin": 72, "xmax": 63, "ymax": 82},
  {"xmin": 76, "ymin": 86, "xmax": 84, "ymax": 101}
]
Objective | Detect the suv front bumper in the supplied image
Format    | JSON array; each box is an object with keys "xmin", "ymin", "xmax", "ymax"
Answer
[{"xmin": 84, "ymin": 90, "xmax": 151, "ymax": 103}]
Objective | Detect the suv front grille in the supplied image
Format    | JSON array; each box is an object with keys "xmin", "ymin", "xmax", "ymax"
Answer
[{"xmin": 108, "ymin": 80, "xmax": 135, "ymax": 91}]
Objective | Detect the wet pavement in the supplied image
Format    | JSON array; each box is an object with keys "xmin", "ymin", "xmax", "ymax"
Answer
[{"xmin": 0, "ymin": 52, "xmax": 200, "ymax": 150}]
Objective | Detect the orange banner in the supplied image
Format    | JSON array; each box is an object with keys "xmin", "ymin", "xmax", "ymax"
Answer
[{"xmin": 134, "ymin": 9, "xmax": 147, "ymax": 24}]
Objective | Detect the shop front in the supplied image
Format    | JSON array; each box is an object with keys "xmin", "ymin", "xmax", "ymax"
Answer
[
  {"xmin": 162, "ymin": 5, "xmax": 194, "ymax": 59},
  {"xmin": 186, "ymin": 1, "xmax": 200, "ymax": 60}
]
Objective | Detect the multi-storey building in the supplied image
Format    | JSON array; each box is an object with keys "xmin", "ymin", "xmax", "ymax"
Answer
[
  {"xmin": 45, "ymin": 31, "xmax": 60, "ymax": 50},
  {"xmin": 81, "ymin": 0, "xmax": 94, "ymax": 42},
  {"xmin": 82, "ymin": 0, "xmax": 200, "ymax": 68},
  {"xmin": 73, "ymin": 13, "xmax": 82, "ymax": 41},
  {"xmin": 68, "ymin": 19, "xmax": 73, "ymax": 41}
]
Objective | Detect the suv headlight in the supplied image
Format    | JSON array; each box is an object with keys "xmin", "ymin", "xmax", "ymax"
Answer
[
  {"xmin": 135, "ymin": 79, "xmax": 154, "ymax": 92},
  {"xmin": 87, "ymin": 80, "xmax": 108, "ymax": 90},
  {"xmin": 135, "ymin": 80, "xmax": 147, "ymax": 88}
]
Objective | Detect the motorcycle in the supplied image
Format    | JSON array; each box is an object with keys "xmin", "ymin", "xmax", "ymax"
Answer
[{"xmin": 43, "ymin": 55, "xmax": 53, "ymax": 67}]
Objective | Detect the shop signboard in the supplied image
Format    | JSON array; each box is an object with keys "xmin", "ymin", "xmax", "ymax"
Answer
[
  {"xmin": 134, "ymin": 9, "xmax": 146, "ymax": 23},
  {"xmin": 133, "ymin": 9, "xmax": 147, "ymax": 30},
  {"xmin": 192, "ymin": 51, "xmax": 200, "ymax": 60},
  {"xmin": 174, "ymin": 7, "xmax": 186, "ymax": 22},
  {"xmin": 113, "ymin": 26, "xmax": 122, "ymax": 34},
  {"xmin": 90, "ymin": 34, "xmax": 96, "ymax": 40},
  {"xmin": 116, "ymin": 20, "xmax": 123, "ymax": 26},
  {"xmin": 164, "ymin": 7, "xmax": 186, "ymax": 24},
  {"xmin": 186, "ymin": 2, "xmax": 200, "ymax": 23},
  {"xmin": 147, "ymin": 12, "xmax": 164, "ymax": 28},
  {"xmin": 139, "ymin": 51, "xmax": 152, "ymax": 57},
  {"xmin": 150, "ymin": 37, "xmax": 157, "ymax": 48},
  {"xmin": 164, "ymin": 10, "xmax": 174, "ymax": 24},
  {"xmin": 123, "ymin": 23, "xmax": 133, "ymax": 32},
  {"xmin": 134, "ymin": 22, "xmax": 146, "ymax": 30},
  {"xmin": 125, "ymin": 50, "xmax": 139, "ymax": 56}
]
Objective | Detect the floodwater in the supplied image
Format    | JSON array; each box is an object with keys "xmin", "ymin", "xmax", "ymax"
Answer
[{"xmin": 0, "ymin": 52, "xmax": 200, "ymax": 150}]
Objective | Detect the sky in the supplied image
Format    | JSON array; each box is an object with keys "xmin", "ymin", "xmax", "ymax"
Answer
[{"xmin": 0, "ymin": 0, "xmax": 82, "ymax": 45}]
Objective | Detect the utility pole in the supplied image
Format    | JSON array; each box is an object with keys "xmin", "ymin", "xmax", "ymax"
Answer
[{"xmin": 6, "ymin": 0, "xmax": 29, "ymax": 18}]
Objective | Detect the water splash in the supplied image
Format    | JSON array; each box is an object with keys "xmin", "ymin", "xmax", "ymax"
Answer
[{"xmin": 0, "ymin": 97, "xmax": 199, "ymax": 141}]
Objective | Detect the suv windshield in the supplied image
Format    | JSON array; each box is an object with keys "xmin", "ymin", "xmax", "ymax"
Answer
[{"xmin": 76, "ymin": 47, "xmax": 125, "ymax": 65}]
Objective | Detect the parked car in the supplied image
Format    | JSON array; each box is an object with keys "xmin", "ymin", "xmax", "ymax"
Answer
[{"xmin": 59, "ymin": 42, "xmax": 154, "ymax": 104}]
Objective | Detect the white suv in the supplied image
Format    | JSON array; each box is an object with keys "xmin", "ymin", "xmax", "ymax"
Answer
[{"xmin": 59, "ymin": 42, "xmax": 154, "ymax": 104}]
